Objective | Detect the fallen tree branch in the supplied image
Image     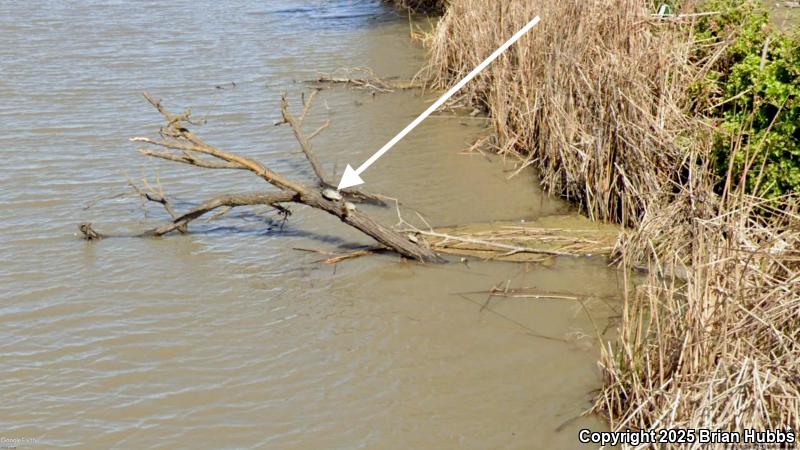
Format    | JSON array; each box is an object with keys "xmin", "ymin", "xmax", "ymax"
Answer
[
  {"xmin": 294, "ymin": 246, "xmax": 386, "ymax": 264},
  {"xmin": 278, "ymin": 92, "xmax": 387, "ymax": 205},
  {"xmin": 410, "ymin": 229, "xmax": 578, "ymax": 258},
  {"xmin": 281, "ymin": 92, "xmax": 328, "ymax": 183},
  {"xmin": 79, "ymin": 191, "xmax": 293, "ymax": 240},
  {"xmin": 147, "ymin": 191, "xmax": 297, "ymax": 236},
  {"xmin": 305, "ymin": 68, "xmax": 421, "ymax": 93},
  {"xmin": 138, "ymin": 149, "xmax": 246, "ymax": 170},
  {"xmin": 127, "ymin": 178, "xmax": 180, "ymax": 221},
  {"xmin": 80, "ymin": 92, "xmax": 442, "ymax": 263}
]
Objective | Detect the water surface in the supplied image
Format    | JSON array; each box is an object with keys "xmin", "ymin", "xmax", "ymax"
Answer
[{"xmin": 0, "ymin": 1, "xmax": 621, "ymax": 448}]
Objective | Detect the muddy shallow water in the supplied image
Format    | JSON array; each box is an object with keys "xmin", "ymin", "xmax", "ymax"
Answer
[
  {"xmin": 767, "ymin": 1, "xmax": 800, "ymax": 29},
  {"xmin": 0, "ymin": 1, "xmax": 622, "ymax": 448}
]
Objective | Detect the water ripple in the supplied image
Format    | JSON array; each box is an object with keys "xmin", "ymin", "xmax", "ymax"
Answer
[{"xmin": 0, "ymin": 0, "xmax": 618, "ymax": 448}]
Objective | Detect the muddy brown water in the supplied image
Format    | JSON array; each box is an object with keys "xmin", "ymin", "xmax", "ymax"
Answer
[
  {"xmin": 0, "ymin": 1, "xmax": 623, "ymax": 448},
  {"xmin": 767, "ymin": 1, "xmax": 800, "ymax": 29}
]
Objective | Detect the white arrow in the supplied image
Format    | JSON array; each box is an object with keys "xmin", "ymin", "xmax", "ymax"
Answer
[{"xmin": 337, "ymin": 15, "xmax": 541, "ymax": 190}]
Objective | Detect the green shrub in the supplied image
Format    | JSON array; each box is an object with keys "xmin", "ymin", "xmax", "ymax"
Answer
[{"xmin": 691, "ymin": 1, "xmax": 800, "ymax": 198}]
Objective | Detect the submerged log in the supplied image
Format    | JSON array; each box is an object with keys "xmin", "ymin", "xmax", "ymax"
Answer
[
  {"xmin": 80, "ymin": 92, "xmax": 442, "ymax": 263},
  {"xmin": 420, "ymin": 219, "xmax": 619, "ymax": 262},
  {"xmin": 305, "ymin": 68, "xmax": 421, "ymax": 93}
]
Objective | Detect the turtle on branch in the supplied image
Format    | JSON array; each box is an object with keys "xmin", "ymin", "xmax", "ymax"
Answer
[{"xmin": 79, "ymin": 91, "xmax": 443, "ymax": 263}]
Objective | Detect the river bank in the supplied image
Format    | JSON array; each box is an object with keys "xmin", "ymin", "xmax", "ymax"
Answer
[{"xmin": 393, "ymin": 0, "xmax": 800, "ymax": 443}]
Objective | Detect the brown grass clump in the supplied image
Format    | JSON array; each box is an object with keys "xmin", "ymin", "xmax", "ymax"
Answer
[
  {"xmin": 603, "ymin": 187, "xmax": 800, "ymax": 441},
  {"xmin": 421, "ymin": 0, "xmax": 800, "ymax": 441},
  {"xmin": 425, "ymin": 0, "xmax": 697, "ymax": 226},
  {"xmin": 421, "ymin": 221, "xmax": 619, "ymax": 261}
]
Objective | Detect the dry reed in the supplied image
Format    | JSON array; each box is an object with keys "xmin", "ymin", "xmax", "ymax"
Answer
[
  {"xmin": 415, "ymin": 0, "xmax": 800, "ymax": 443},
  {"xmin": 602, "ymin": 189, "xmax": 800, "ymax": 445},
  {"xmin": 420, "ymin": 222, "xmax": 618, "ymax": 261},
  {"xmin": 424, "ymin": 0, "xmax": 697, "ymax": 227}
]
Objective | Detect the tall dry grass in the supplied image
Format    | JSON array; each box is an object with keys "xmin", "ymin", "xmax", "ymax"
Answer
[
  {"xmin": 419, "ymin": 0, "xmax": 800, "ymax": 442},
  {"xmin": 425, "ymin": 0, "xmax": 697, "ymax": 226},
  {"xmin": 605, "ymin": 181, "xmax": 800, "ymax": 440}
]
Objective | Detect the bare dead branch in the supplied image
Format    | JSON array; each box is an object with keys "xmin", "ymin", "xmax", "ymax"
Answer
[
  {"xmin": 79, "ymin": 222, "xmax": 103, "ymax": 240},
  {"xmin": 78, "ymin": 192, "xmax": 294, "ymax": 239},
  {"xmin": 148, "ymin": 191, "xmax": 297, "ymax": 236},
  {"xmin": 305, "ymin": 68, "xmax": 422, "ymax": 93},
  {"xmin": 207, "ymin": 206, "xmax": 233, "ymax": 222},
  {"xmin": 281, "ymin": 94, "xmax": 328, "ymax": 184},
  {"xmin": 299, "ymin": 89, "xmax": 318, "ymax": 125},
  {"xmin": 128, "ymin": 178, "xmax": 180, "ymax": 222},
  {"xmin": 321, "ymin": 249, "xmax": 378, "ymax": 264},
  {"xmin": 134, "ymin": 96, "xmax": 307, "ymax": 193},
  {"xmin": 293, "ymin": 245, "xmax": 386, "ymax": 264},
  {"xmin": 80, "ymin": 92, "xmax": 442, "ymax": 262},
  {"xmin": 139, "ymin": 149, "xmax": 246, "ymax": 170},
  {"xmin": 278, "ymin": 94, "xmax": 388, "ymax": 205},
  {"xmin": 307, "ymin": 121, "xmax": 330, "ymax": 141}
]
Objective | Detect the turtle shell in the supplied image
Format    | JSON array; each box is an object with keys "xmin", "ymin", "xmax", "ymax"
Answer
[{"xmin": 322, "ymin": 188, "xmax": 343, "ymax": 201}]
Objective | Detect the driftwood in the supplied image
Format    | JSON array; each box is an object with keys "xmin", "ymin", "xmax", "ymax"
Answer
[
  {"xmin": 306, "ymin": 67, "xmax": 420, "ymax": 93},
  {"xmin": 79, "ymin": 92, "xmax": 442, "ymax": 263},
  {"xmin": 416, "ymin": 222, "xmax": 618, "ymax": 261}
]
